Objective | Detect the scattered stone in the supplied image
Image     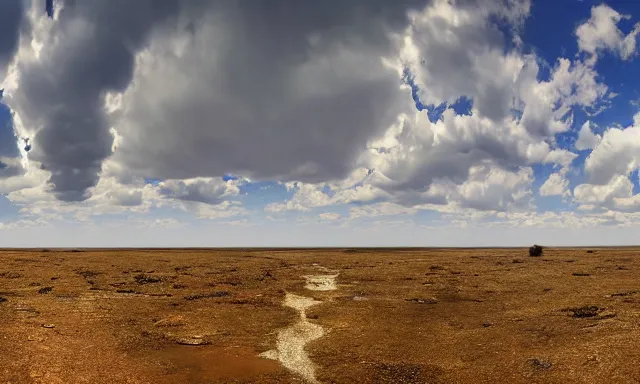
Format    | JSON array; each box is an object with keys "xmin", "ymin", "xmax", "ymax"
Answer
[
  {"xmin": 572, "ymin": 272, "xmax": 591, "ymax": 277},
  {"xmin": 404, "ymin": 297, "xmax": 438, "ymax": 304},
  {"xmin": 353, "ymin": 296, "xmax": 369, "ymax": 301},
  {"xmin": 543, "ymin": 288, "xmax": 553, "ymax": 292},
  {"xmin": 512, "ymin": 259, "xmax": 524, "ymax": 264},
  {"xmin": 37, "ymin": 287, "xmax": 53, "ymax": 294},
  {"xmin": 586, "ymin": 355, "xmax": 599, "ymax": 363},
  {"xmin": 563, "ymin": 305, "xmax": 603, "ymax": 318},
  {"xmin": 184, "ymin": 291, "xmax": 230, "ymax": 301},
  {"xmin": 172, "ymin": 284, "xmax": 187, "ymax": 289},
  {"xmin": 529, "ymin": 245, "xmax": 543, "ymax": 257},
  {"xmin": 610, "ymin": 291, "xmax": 638, "ymax": 297},
  {"xmin": 50, "ymin": 277, "xmax": 59, "ymax": 281},
  {"xmin": 482, "ymin": 322, "xmax": 493, "ymax": 328},
  {"xmin": 586, "ymin": 250, "xmax": 594, "ymax": 254},
  {"xmin": 27, "ymin": 335, "xmax": 43, "ymax": 342},
  {"xmin": 528, "ymin": 358, "xmax": 552, "ymax": 371},
  {"xmin": 134, "ymin": 274, "xmax": 162, "ymax": 284},
  {"xmin": 42, "ymin": 323, "xmax": 55, "ymax": 329},
  {"xmin": 0, "ymin": 297, "xmax": 7, "ymax": 303},
  {"xmin": 616, "ymin": 266, "xmax": 630, "ymax": 271},
  {"xmin": 176, "ymin": 336, "xmax": 210, "ymax": 346},
  {"xmin": 307, "ymin": 314, "xmax": 319, "ymax": 320}
]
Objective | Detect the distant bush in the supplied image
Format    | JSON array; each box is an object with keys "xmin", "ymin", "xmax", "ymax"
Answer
[{"xmin": 529, "ymin": 245, "xmax": 543, "ymax": 257}]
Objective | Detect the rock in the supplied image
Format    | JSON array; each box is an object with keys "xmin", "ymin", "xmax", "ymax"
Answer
[
  {"xmin": 528, "ymin": 358, "xmax": 552, "ymax": 371},
  {"xmin": 586, "ymin": 355, "xmax": 599, "ymax": 363},
  {"xmin": 42, "ymin": 323, "xmax": 55, "ymax": 329},
  {"xmin": 37, "ymin": 287, "xmax": 53, "ymax": 294},
  {"xmin": 0, "ymin": 296, "xmax": 7, "ymax": 303},
  {"xmin": 176, "ymin": 336, "xmax": 210, "ymax": 346}
]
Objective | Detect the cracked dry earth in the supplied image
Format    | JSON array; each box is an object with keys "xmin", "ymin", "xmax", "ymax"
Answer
[{"xmin": 2, "ymin": 248, "xmax": 640, "ymax": 383}]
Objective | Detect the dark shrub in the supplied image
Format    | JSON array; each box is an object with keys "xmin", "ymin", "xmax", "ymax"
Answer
[{"xmin": 529, "ymin": 245, "xmax": 543, "ymax": 257}]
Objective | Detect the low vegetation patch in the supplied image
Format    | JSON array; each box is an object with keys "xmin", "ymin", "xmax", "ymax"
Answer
[
  {"xmin": 562, "ymin": 305, "xmax": 603, "ymax": 318},
  {"xmin": 134, "ymin": 274, "xmax": 163, "ymax": 284},
  {"xmin": 184, "ymin": 291, "xmax": 230, "ymax": 301}
]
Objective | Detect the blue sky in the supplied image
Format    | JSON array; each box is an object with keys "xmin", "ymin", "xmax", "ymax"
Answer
[{"xmin": 1, "ymin": 0, "xmax": 640, "ymax": 246}]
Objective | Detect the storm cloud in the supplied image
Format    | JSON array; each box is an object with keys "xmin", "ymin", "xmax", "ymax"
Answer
[{"xmin": 4, "ymin": 0, "xmax": 181, "ymax": 200}]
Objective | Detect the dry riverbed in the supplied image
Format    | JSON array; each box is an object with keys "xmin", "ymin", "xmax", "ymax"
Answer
[{"xmin": 1, "ymin": 248, "xmax": 640, "ymax": 383}]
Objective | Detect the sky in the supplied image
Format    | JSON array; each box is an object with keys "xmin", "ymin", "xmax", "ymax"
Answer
[{"xmin": 2, "ymin": 0, "xmax": 640, "ymax": 247}]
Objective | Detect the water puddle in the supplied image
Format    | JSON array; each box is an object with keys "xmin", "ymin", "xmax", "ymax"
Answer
[{"xmin": 260, "ymin": 272, "xmax": 338, "ymax": 383}]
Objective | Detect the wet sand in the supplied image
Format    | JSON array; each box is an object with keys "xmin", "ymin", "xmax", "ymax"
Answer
[{"xmin": 1, "ymin": 247, "xmax": 640, "ymax": 383}]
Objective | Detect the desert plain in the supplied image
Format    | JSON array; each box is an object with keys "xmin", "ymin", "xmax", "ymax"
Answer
[{"xmin": 1, "ymin": 247, "xmax": 640, "ymax": 383}]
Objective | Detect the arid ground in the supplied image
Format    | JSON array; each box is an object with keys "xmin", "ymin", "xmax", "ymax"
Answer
[{"xmin": 1, "ymin": 248, "xmax": 640, "ymax": 383}]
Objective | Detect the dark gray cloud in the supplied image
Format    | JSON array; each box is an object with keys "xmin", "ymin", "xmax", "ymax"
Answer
[
  {"xmin": 7, "ymin": 0, "xmax": 435, "ymax": 201},
  {"xmin": 7, "ymin": 0, "xmax": 181, "ymax": 201},
  {"xmin": 0, "ymin": 0, "xmax": 25, "ymax": 77},
  {"xmin": 109, "ymin": 0, "xmax": 431, "ymax": 185}
]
